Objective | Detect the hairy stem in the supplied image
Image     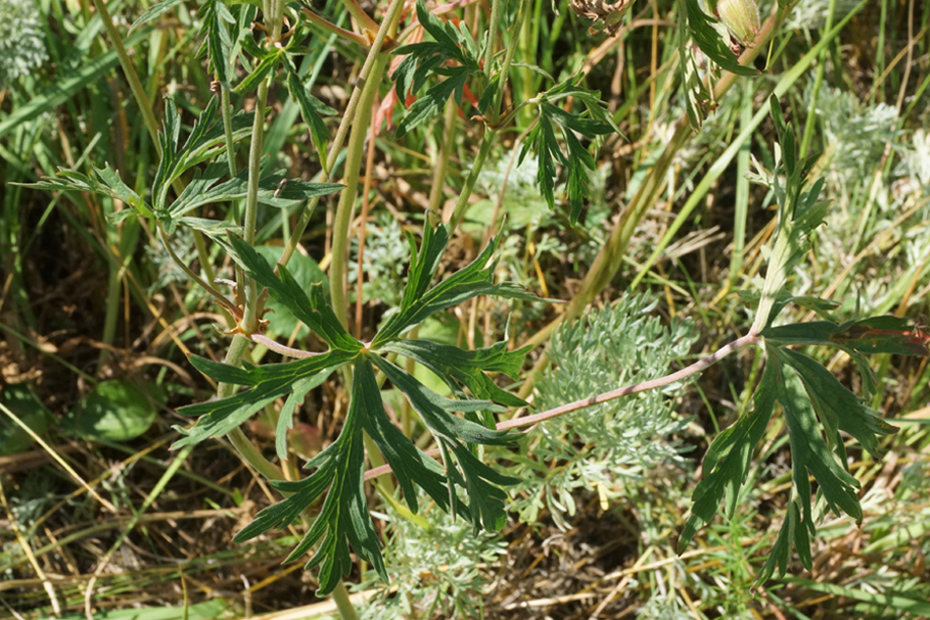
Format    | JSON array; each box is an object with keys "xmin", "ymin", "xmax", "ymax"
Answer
[
  {"xmin": 221, "ymin": 86, "xmax": 246, "ymax": 306},
  {"xmin": 219, "ymin": 0, "xmax": 288, "ymax": 487}
]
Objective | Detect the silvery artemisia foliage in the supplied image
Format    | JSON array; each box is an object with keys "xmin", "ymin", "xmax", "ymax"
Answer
[
  {"xmin": 356, "ymin": 494, "xmax": 507, "ymax": 620},
  {"xmin": 0, "ymin": 0, "xmax": 48, "ymax": 88},
  {"xmin": 808, "ymin": 84, "xmax": 903, "ymax": 191},
  {"xmin": 349, "ymin": 213, "xmax": 409, "ymax": 311},
  {"xmin": 507, "ymin": 295, "xmax": 698, "ymax": 529}
]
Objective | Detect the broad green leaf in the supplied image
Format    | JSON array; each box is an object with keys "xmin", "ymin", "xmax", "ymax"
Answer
[
  {"xmin": 94, "ymin": 164, "xmax": 148, "ymax": 213},
  {"xmin": 372, "ymin": 357, "xmax": 519, "ymax": 531},
  {"xmin": 0, "ymin": 385, "xmax": 51, "ymax": 456},
  {"xmin": 750, "ymin": 102, "xmax": 830, "ymax": 333},
  {"xmin": 77, "ymin": 380, "xmax": 156, "ymax": 442},
  {"xmin": 153, "ymin": 97, "xmax": 183, "ymax": 210},
  {"xmin": 233, "ymin": 359, "xmax": 385, "ymax": 596},
  {"xmin": 763, "ymin": 317, "xmax": 929, "ymax": 356}
]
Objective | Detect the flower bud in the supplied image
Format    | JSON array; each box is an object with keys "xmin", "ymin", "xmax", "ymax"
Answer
[{"xmin": 716, "ymin": 0, "xmax": 760, "ymax": 47}]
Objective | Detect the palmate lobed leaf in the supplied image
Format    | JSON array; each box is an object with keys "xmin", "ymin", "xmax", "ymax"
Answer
[
  {"xmin": 392, "ymin": 0, "xmax": 482, "ymax": 136},
  {"xmin": 683, "ymin": 343, "xmax": 901, "ymax": 579},
  {"xmin": 178, "ymin": 223, "xmax": 535, "ymax": 594},
  {"xmin": 519, "ymin": 83, "xmax": 617, "ymax": 224}
]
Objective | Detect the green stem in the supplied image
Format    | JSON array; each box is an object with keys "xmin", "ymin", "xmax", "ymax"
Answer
[
  {"xmin": 302, "ymin": 7, "xmax": 372, "ymax": 49},
  {"xmin": 241, "ymin": 78, "xmax": 269, "ymax": 332},
  {"xmin": 95, "ymin": 0, "xmax": 225, "ymax": 314},
  {"xmin": 340, "ymin": 0, "xmax": 382, "ymax": 35},
  {"xmin": 221, "ymin": 88, "xmax": 240, "ymax": 179},
  {"xmin": 427, "ymin": 100, "xmax": 459, "ymax": 217},
  {"xmin": 446, "ymin": 130, "xmax": 496, "ymax": 234},
  {"xmin": 798, "ymin": 0, "xmax": 836, "ymax": 159},
  {"xmin": 490, "ymin": 0, "xmax": 531, "ymax": 116},
  {"xmin": 332, "ymin": 580, "xmax": 361, "ymax": 620},
  {"xmin": 216, "ymin": 0, "xmax": 287, "ymax": 495},
  {"xmin": 92, "ymin": 0, "xmax": 161, "ymax": 154},
  {"xmin": 483, "ymin": 0, "xmax": 502, "ymax": 86},
  {"xmin": 99, "ymin": 262, "xmax": 120, "ymax": 365},
  {"xmin": 331, "ymin": 54, "xmax": 390, "ymax": 328},
  {"xmin": 445, "ymin": 0, "xmax": 528, "ymax": 234},
  {"xmin": 221, "ymin": 86, "xmax": 246, "ymax": 306},
  {"xmin": 222, "ymin": 335, "xmax": 284, "ymax": 480},
  {"xmin": 158, "ymin": 227, "xmax": 237, "ymax": 312},
  {"xmin": 278, "ymin": 0, "xmax": 407, "ymax": 270}
]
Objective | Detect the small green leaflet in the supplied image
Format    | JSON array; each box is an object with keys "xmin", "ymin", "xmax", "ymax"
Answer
[
  {"xmin": 176, "ymin": 223, "xmax": 538, "ymax": 595},
  {"xmin": 285, "ymin": 64, "xmax": 337, "ymax": 172},
  {"xmin": 197, "ymin": 0, "xmax": 237, "ymax": 88},
  {"xmin": 130, "ymin": 0, "xmax": 185, "ymax": 32},
  {"xmin": 519, "ymin": 77, "xmax": 618, "ymax": 224}
]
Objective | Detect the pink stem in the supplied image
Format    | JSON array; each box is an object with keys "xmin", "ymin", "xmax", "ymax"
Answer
[{"xmin": 363, "ymin": 332, "xmax": 759, "ymax": 480}]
